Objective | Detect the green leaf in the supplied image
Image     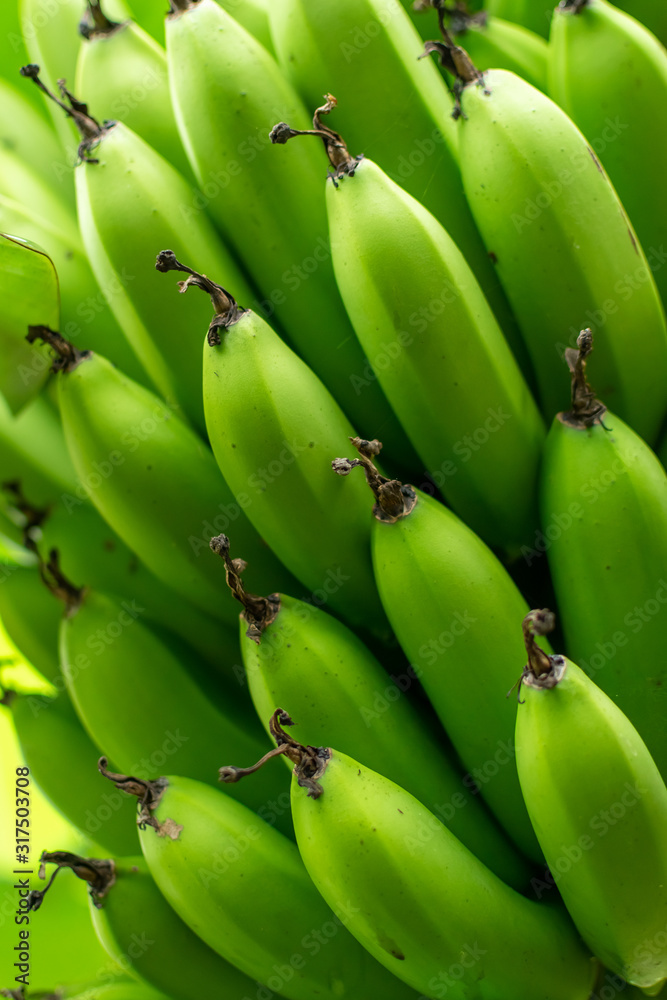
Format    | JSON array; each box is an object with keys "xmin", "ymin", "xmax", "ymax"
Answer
[{"xmin": 0, "ymin": 232, "xmax": 60, "ymax": 413}]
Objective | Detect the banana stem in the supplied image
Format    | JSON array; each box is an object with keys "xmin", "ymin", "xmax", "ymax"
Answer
[
  {"xmin": 418, "ymin": 3, "xmax": 486, "ymax": 118},
  {"xmin": 557, "ymin": 0, "xmax": 589, "ymax": 12},
  {"xmin": 518, "ymin": 610, "xmax": 567, "ymax": 696},
  {"xmin": 332, "ymin": 437, "xmax": 417, "ymax": 523},
  {"xmin": 1, "ymin": 481, "xmax": 50, "ymax": 540},
  {"xmin": 37, "ymin": 852, "xmax": 115, "ymax": 907},
  {"xmin": 80, "ymin": 0, "xmax": 122, "ymax": 39},
  {"xmin": 25, "ymin": 862, "xmax": 64, "ymax": 912},
  {"xmin": 269, "ymin": 94, "xmax": 362, "ymax": 186},
  {"xmin": 209, "ymin": 534, "xmax": 280, "ymax": 643},
  {"xmin": 19, "ymin": 66, "xmax": 108, "ymax": 162},
  {"xmin": 26, "ymin": 324, "xmax": 89, "ymax": 373},
  {"xmin": 168, "ymin": 0, "xmax": 196, "ymax": 12},
  {"xmin": 37, "ymin": 548, "xmax": 86, "ymax": 617},
  {"xmin": 561, "ymin": 329, "xmax": 607, "ymax": 428},
  {"xmin": 155, "ymin": 250, "xmax": 245, "ymax": 343},
  {"xmin": 220, "ymin": 709, "xmax": 330, "ymax": 799},
  {"xmin": 98, "ymin": 757, "xmax": 173, "ymax": 832}
]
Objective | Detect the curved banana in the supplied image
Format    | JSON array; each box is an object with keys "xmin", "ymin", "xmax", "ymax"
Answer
[
  {"xmin": 4, "ymin": 691, "xmax": 140, "ymax": 856},
  {"xmin": 272, "ymin": 99, "xmax": 544, "ymax": 551},
  {"xmin": 447, "ymin": 62, "xmax": 667, "ymax": 444},
  {"xmin": 222, "ymin": 710, "xmax": 597, "ymax": 1000},
  {"xmin": 484, "ymin": 0, "xmax": 552, "ymax": 38},
  {"xmin": 332, "ymin": 436, "xmax": 544, "ymax": 860},
  {"xmin": 164, "ymin": 0, "xmax": 418, "ymax": 465},
  {"xmin": 214, "ymin": 534, "xmax": 530, "ymax": 889},
  {"xmin": 0, "ymin": 233, "xmax": 57, "ymax": 413},
  {"xmin": 516, "ymin": 610, "xmax": 667, "ymax": 991},
  {"xmin": 267, "ymin": 0, "xmax": 527, "ymax": 364},
  {"xmin": 0, "ymin": 193, "xmax": 149, "ymax": 387},
  {"xmin": 157, "ymin": 251, "xmax": 388, "ymax": 635},
  {"xmin": 21, "ymin": 65, "xmax": 254, "ymax": 433},
  {"xmin": 539, "ymin": 330, "xmax": 667, "ymax": 780},
  {"xmin": 0, "ymin": 78, "xmax": 74, "ymax": 207},
  {"xmin": 76, "ymin": 0, "xmax": 194, "ymax": 180},
  {"xmin": 28, "ymin": 851, "xmax": 261, "ymax": 1000},
  {"xmin": 48, "ymin": 562, "xmax": 292, "ymax": 829},
  {"xmin": 29, "ymin": 324, "xmax": 294, "ymax": 624},
  {"xmin": 0, "ymin": 565, "xmax": 61, "ymax": 685},
  {"xmin": 100, "ymin": 761, "xmax": 419, "ymax": 1000},
  {"xmin": 548, "ymin": 0, "xmax": 667, "ymax": 311}
]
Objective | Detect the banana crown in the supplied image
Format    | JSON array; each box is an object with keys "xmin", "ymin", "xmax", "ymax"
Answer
[
  {"xmin": 220, "ymin": 708, "xmax": 331, "ymax": 799},
  {"xmin": 332, "ymin": 436, "xmax": 417, "ymax": 522},
  {"xmin": 210, "ymin": 533, "xmax": 280, "ymax": 643}
]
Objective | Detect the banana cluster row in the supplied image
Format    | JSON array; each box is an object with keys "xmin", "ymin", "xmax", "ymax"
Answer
[{"xmin": 1, "ymin": 0, "xmax": 667, "ymax": 999}]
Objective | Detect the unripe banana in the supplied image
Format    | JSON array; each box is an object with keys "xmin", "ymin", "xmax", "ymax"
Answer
[
  {"xmin": 222, "ymin": 710, "xmax": 598, "ymax": 1000},
  {"xmin": 0, "ymin": 565, "xmax": 61, "ymax": 685},
  {"xmin": 48, "ymin": 564, "xmax": 293, "ymax": 832},
  {"xmin": 0, "ymin": 194, "xmax": 150, "ymax": 387},
  {"xmin": 516, "ymin": 610, "xmax": 667, "ymax": 991},
  {"xmin": 446, "ymin": 62, "xmax": 667, "ymax": 443},
  {"xmin": 609, "ymin": 0, "xmax": 667, "ymax": 45},
  {"xmin": 100, "ymin": 761, "xmax": 419, "ymax": 1000},
  {"xmin": 332, "ymin": 436, "xmax": 544, "ymax": 860},
  {"xmin": 0, "ymin": 145, "xmax": 78, "ymax": 247},
  {"xmin": 0, "ymin": 78, "xmax": 74, "ymax": 207},
  {"xmin": 21, "ymin": 65, "xmax": 255, "ymax": 432},
  {"xmin": 28, "ymin": 325, "xmax": 294, "ymax": 624},
  {"xmin": 484, "ymin": 0, "xmax": 552, "ymax": 38},
  {"xmin": 0, "ymin": 233, "xmax": 57, "ymax": 413},
  {"xmin": 164, "ymin": 0, "xmax": 418, "ymax": 461},
  {"xmin": 267, "ymin": 0, "xmax": 527, "ymax": 362},
  {"xmin": 76, "ymin": 1, "xmax": 194, "ymax": 180},
  {"xmin": 273, "ymin": 99, "xmax": 544, "ymax": 551},
  {"xmin": 28, "ymin": 851, "xmax": 261, "ymax": 1000},
  {"xmin": 214, "ymin": 534, "xmax": 530, "ymax": 889},
  {"xmin": 0, "ymin": 393, "xmax": 78, "ymax": 505},
  {"xmin": 158, "ymin": 251, "xmax": 388, "ymax": 635},
  {"xmin": 4, "ymin": 691, "xmax": 139, "ymax": 856},
  {"xmin": 548, "ymin": 0, "xmax": 667, "ymax": 311},
  {"xmin": 539, "ymin": 330, "xmax": 667, "ymax": 780}
]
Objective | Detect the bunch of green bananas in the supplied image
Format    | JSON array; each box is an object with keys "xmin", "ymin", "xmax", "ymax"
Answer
[{"xmin": 1, "ymin": 0, "xmax": 667, "ymax": 998}]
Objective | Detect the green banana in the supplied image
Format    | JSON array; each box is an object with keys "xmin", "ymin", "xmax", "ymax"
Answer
[
  {"xmin": 0, "ymin": 78, "xmax": 74, "ymax": 207},
  {"xmin": 214, "ymin": 533, "xmax": 531, "ymax": 889},
  {"xmin": 19, "ymin": 0, "xmax": 130, "ymax": 157},
  {"xmin": 3, "ymin": 691, "xmax": 140, "ymax": 856},
  {"xmin": 445, "ymin": 61, "xmax": 667, "ymax": 444},
  {"xmin": 28, "ymin": 325, "xmax": 295, "ymax": 625},
  {"xmin": 76, "ymin": 1, "xmax": 194, "ymax": 180},
  {"xmin": 0, "ymin": 565, "xmax": 61, "ymax": 684},
  {"xmin": 51, "ymin": 564, "xmax": 292, "ymax": 827},
  {"xmin": 0, "ymin": 145, "xmax": 78, "ymax": 247},
  {"xmin": 538, "ymin": 330, "xmax": 667, "ymax": 780},
  {"xmin": 0, "ymin": 393, "xmax": 78, "ymax": 505},
  {"xmin": 0, "ymin": 233, "xmax": 57, "ymax": 413},
  {"xmin": 332, "ymin": 436, "xmax": 544, "ymax": 860},
  {"xmin": 22, "ymin": 66, "xmax": 255, "ymax": 432},
  {"xmin": 272, "ymin": 100, "xmax": 544, "ymax": 551},
  {"xmin": 100, "ymin": 762, "xmax": 420, "ymax": 1000},
  {"xmin": 548, "ymin": 0, "xmax": 667, "ymax": 311},
  {"xmin": 28, "ymin": 851, "xmax": 261, "ymax": 1000},
  {"xmin": 163, "ymin": 0, "xmax": 420, "ymax": 463},
  {"xmin": 484, "ymin": 0, "xmax": 552, "ymax": 38},
  {"xmin": 158, "ymin": 251, "xmax": 388, "ymax": 635},
  {"xmin": 0, "ymin": 194, "xmax": 150, "ymax": 387},
  {"xmin": 266, "ymin": 0, "xmax": 528, "ymax": 365},
  {"xmin": 516, "ymin": 610, "xmax": 667, "ymax": 991},
  {"xmin": 221, "ymin": 710, "xmax": 598, "ymax": 1000}
]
